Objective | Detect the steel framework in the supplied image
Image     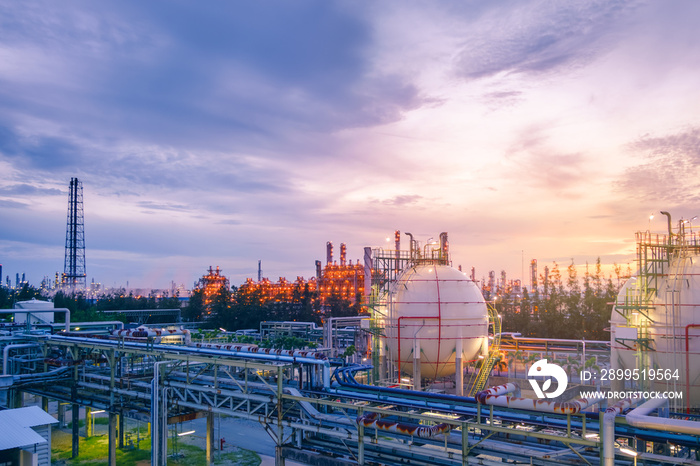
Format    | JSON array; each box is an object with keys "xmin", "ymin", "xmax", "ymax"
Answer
[
  {"xmin": 63, "ymin": 177, "xmax": 86, "ymax": 289},
  {"xmin": 3, "ymin": 334, "xmax": 700, "ymax": 465}
]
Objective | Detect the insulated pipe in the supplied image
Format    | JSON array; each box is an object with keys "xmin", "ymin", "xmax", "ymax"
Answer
[
  {"xmin": 356, "ymin": 412, "xmax": 451, "ymax": 439},
  {"xmin": 3, "ymin": 343, "xmax": 40, "ymax": 375},
  {"xmin": 439, "ymin": 232, "xmax": 448, "ymax": 262},
  {"xmin": 507, "ymin": 334, "xmax": 608, "ymax": 368},
  {"xmin": 338, "ymin": 366, "xmax": 608, "ymax": 417},
  {"xmin": 46, "ymin": 334, "xmax": 332, "ymax": 388},
  {"xmin": 404, "ymin": 232, "xmax": 415, "ymax": 260},
  {"xmin": 686, "ymin": 324, "xmax": 700, "ymax": 413},
  {"xmin": 475, "ymin": 393, "xmax": 604, "ymax": 414},
  {"xmin": 151, "ymin": 360, "xmax": 170, "ymax": 466},
  {"xmin": 363, "ymin": 247, "xmax": 372, "ymax": 299},
  {"xmin": 602, "ymin": 398, "xmax": 638, "ymax": 466},
  {"xmin": 112, "ymin": 327, "xmax": 189, "ymax": 344},
  {"xmin": 0, "ymin": 309, "xmax": 70, "ymax": 332},
  {"xmin": 626, "ymin": 397, "xmax": 700, "ymax": 435},
  {"xmin": 475, "ymin": 383, "xmax": 520, "ymax": 399},
  {"xmin": 660, "ymin": 211, "xmax": 673, "ymax": 237},
  {"xmin": 191, "ymin": 342, "xmax": 327, "ymax": 361},
  {"xmin": 69, "ymin": 321, "xmax": 124, "ymax": 331}
]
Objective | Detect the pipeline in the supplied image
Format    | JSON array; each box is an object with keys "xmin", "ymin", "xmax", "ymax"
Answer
[
  {"xmin": 475, "ymin": 389, "xmax": 604, "ymax": 415},
  {"xmin": 338, "ymin": 365, "xmax": 604, "ymax": 416},
  {"xmin": 0, "ymin": 308, "xmax": 70, "ymax": 332},
  {"xmin": 356, "ymin": 412, "xmax": 451, "ymax": 439},
  {"xmin": 602, "ymin": 397, "xmax": 639, "ymax": 466},
  {"xmin": 627, "ymin": 397, "xmax": 700, "ymax": 436},
  {"xmin": 3, "ymin": 343, "xmax": 40, "ymax": 375},
  {"xmin": 334, "ymin": 364, "xmax": 479, "ymax": 404},
  {"xmin": 112, "ymin": 326, "xmax": 190, "ymax": 344},
  {"xmin": 474, "ymin": 382, "xmax": 520, "ymax": 400},
  {"xmin": 191, "ymin": 342, "xmax": 327, "ymax": 360},
  {"xmin": 45, "ymin": 334, "xmax": 332, "ymax": 388}
]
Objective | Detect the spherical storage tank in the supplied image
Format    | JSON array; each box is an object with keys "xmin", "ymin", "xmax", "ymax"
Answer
[
  {"xmin": 610, "ymin": 254, "xmax": 700, "ymax": 410},
  {"xmin": 386, "ymin": 264, "xmax": 489, "ymax": 379}
]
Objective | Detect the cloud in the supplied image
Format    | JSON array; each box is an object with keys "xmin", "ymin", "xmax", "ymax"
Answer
[
  {"xmin": 0, "ymin": 199, "xmax": 29, "ymax": 209},
  {"xmin": 137, "ymin": 201, "xmax": 191, "ymax": 213},
  {"xmin": 0, "ymin": 1, "xmax": 424, "ymax": 162},
  {"xmin": 0, "ymin": 125, "xmax": 86, "ymax": 170},
  {"xmin": 382, "ymin": 195, "xmax": 423, "ymax": 206},
  {"xmin": 0, "ymin": 183, "xmax": 62, "ymax": 196},
  {"xmin": 453, "ymin": 0, "xmax": 638, "ymax": 79},
  {"xmin": 502, "ymin": 128, "xmax": 591, "ymax": 196},
  {"xmin": 617, "ymin": 127, "xmax": 700, "ymax": 205}
]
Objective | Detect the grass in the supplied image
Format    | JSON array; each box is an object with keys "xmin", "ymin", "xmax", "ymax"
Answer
[
  {"xmin": 66, "ymin": 417, "xmax": 110, "ymax": 429},
  {"xmin": 169, "ymin": 442, "xmax": 260, "ymax": 466},
  {"xmin": 52, "ymin": 428, "xmax": 261, "ymax": 465},
  {"xmin": 52, "ymin": 434, "xmax": 150, "ymax": 466}
]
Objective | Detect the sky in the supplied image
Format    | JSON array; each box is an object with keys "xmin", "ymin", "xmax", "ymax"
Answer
[{"xmin": 1, "ymin": 0, "xmax": 700, "ymax": 291}]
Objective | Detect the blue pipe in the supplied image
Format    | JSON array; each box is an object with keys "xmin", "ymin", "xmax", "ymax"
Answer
[{"xmin": 330, "ymin": 364, "xmax": 700, "ymax": 448}]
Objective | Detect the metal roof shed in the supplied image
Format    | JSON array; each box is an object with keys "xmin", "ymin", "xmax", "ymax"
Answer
[{"xmin": 0, "ymin": 406, "xmax": 58, "ymax": 466}]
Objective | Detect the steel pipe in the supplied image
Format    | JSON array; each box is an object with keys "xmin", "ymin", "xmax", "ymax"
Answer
[
  {"xmin": 627, "ymin": 397, "xmax": 700, "ymax": 435},
  {"xmin": 46, "ymin": 334, "xmax": 331, "ymax": 388},
  {"xmin": 3, "ymin": 343, "xmax": 40, "ymax": 375}
]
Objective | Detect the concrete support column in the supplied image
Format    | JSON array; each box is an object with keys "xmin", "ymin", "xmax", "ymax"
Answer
[
  {"xmin": 71, "ymin": 403, "xmax": 79, "ymax": 458},
  {"xmin": 379, "ymin": 354, "xmax": 387, "ymax": 382},
  {"xmin": 455, "ymin": 337, "xmax": 464, "ymax": 396},
  {"xmin": 58, "ymin": 402, "xmax": 66, "ymax": 427},
  {"xmin": 86, "ymin": 407, "xmax": 92, "ymax": 438},
  {"xmin": 108, "ymin": 412, "xmax": 117, "ymax": 466},
  {"xmin": 358, "ymin": 408, "xmax": 365, "ymax": 465},
  {"xmin": 9, "ymin": 389, "xmax": 23, "ymax": 408},
  {"xmin": 275, "ymin": 445, "xmax": 286, "ymax": 466},
  {"xmin": 118, "ymin": 413, "xmax": 124, "ymax": 449},
  {"xmin": 413, "ymin": 339, "xmax": 421, "ymax": 390},
  {"xmin": 206, "ymin": 412, "xmax": 214, "ymax": 465}
]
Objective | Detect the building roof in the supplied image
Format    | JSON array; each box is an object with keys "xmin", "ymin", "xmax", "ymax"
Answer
[{"xmin": 0, "ymin": 406, "xmax": 58, "ymax": 451}]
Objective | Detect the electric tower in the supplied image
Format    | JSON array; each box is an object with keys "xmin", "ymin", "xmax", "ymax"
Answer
[{"xmin": 63, "ymin": 177, "xmax": 86, "ymax": 289}]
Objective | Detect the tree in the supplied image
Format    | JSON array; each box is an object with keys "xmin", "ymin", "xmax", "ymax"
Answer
[
  {"xmin": 582, "ymin": 357, "xmax": 600, "ymax": 385},
  {"xmin": 494, "ymin": 353, "xmax": 507, "ymax": 376},
  {"xmin": 183, "ymin": 288, "xmax": 205, "ymax": 322},
  {"xmin": 507, "ymin": 350, "xmax": 523, "ymax": 379},
  {"xmin": 524, "ymin": 353, "xmax": 540, "ymax": 373},
  {"xmin": 209, "ymin": 285, "xmax": 233, "ymax": 325}
]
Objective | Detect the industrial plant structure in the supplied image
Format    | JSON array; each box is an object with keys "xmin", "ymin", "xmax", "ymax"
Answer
[
  {"xmin": 611, "ymin": 212, "xmax": 700, "ymax": 413},
  {"xmin": 1, "ymin": 224, "xmax": 700, "ymax": 465},
  {"xmin": 62, "ymin": 177, "xmax": 86, "ymax": 289},
  {"xmin": 196, "ymin": 265, "xmax": 230, "ymax": 305}
]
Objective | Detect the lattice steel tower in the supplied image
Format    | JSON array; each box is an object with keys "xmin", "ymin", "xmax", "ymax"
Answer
[{"xmin": 63, "ymin": 177, "xmax": 86, "ymax": 289}]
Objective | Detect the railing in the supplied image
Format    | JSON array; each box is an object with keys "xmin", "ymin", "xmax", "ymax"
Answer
[{"xmin": 468, "ymin": 305, "xmax": 501, "ymax": 396}]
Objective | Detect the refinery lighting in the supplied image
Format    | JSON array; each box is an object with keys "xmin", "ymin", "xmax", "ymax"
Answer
[
  {"xmin": 619, "ymin": 447, "xmax": 638, "ymax": 457},
  {"xmin": 178, "ymin": 430, "xmax": 196, "ymax": 437},
  {"xmin": 91, "ymin": 410, "xmax": 105, "ymax": 415}
]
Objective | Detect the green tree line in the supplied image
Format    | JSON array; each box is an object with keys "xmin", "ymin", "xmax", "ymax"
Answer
[
  {"xmin": 496, "ymin": 258, "xmax": 626, "ymax": 340},
  {"xmin": 185, "ymin": 282, "xmax": 365, "ymax": 331},
  {"xmin": 0, "ymin": 287, "xmax": 182, "ymax": 323}
]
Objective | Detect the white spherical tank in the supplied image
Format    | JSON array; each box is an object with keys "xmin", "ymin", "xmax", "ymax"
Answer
[
  {"xmin": 386, "ymin": 264, "xmax": 488, "ymax": 379},
  {"xmin": 610, "ymin": 255, "xmax": 700, "ymax": 410}
]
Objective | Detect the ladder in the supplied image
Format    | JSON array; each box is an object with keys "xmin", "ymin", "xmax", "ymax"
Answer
[{"xmin": 468, "ymin": 304, "xmax": 502, "ymax": 396}]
